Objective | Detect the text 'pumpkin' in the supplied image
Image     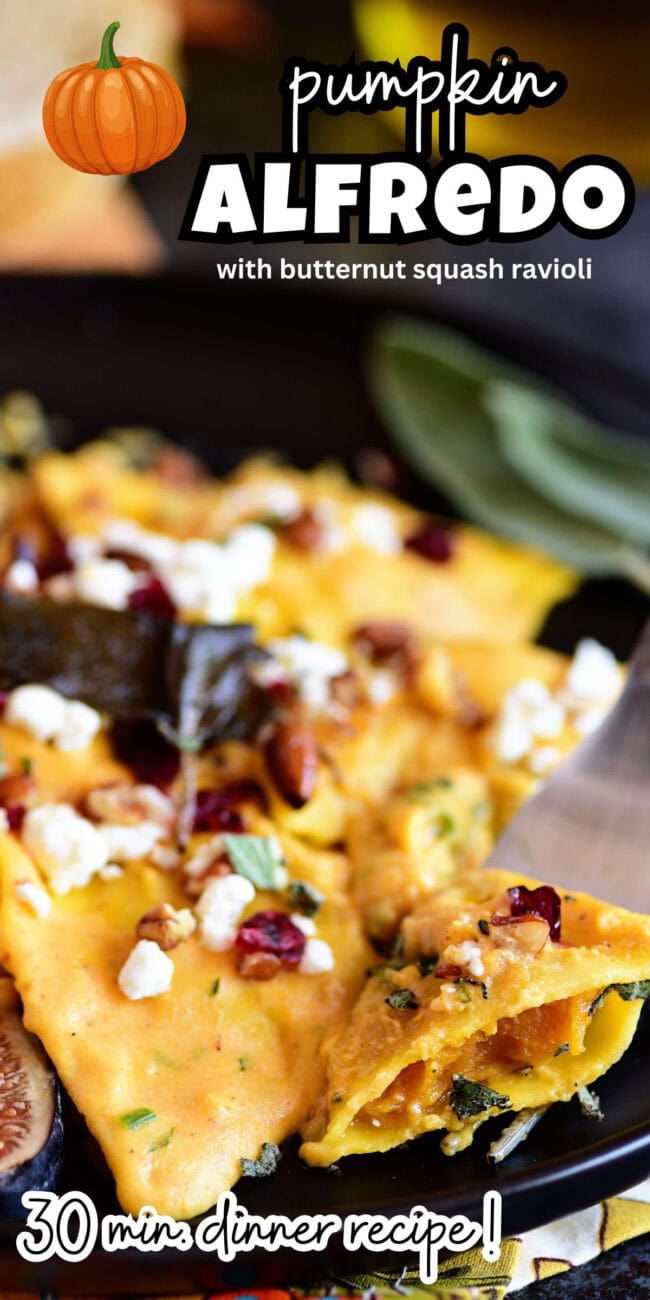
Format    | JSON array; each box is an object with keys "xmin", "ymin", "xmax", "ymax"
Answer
[{"xmin": 42, "ymin": 21, "xmax": 186, "ymax": 176}]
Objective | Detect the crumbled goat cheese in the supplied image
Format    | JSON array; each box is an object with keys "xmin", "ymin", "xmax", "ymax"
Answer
[
  {"xmin": 149, "ymin": 844, "xmax": 181, "ymax": 871},
  {"xmin": 194, "ymin": 874, "xmax": 255, "ymax": 952},
  {"xmin": 15, "ymin": 880, "xmax": 51, "ymax": 917},
  {"xmin": 96, "ymin": 821, "xmax": 162, "ymax": 862},
  {"xmin": 290, "ymin": 913, "xmax": 317, "ymax": 937},
  {"xmin": 261, "ymin": 636, "xmax": 348, "ymax": 712},
  {"xmin": 0, "ymin": 809, "xmax": 9, "ymax": 833},
  {"xmin": 99, "ymin": 864, "xmax": 123, "ymax": 882},
  {"xmin": 299, "ymin": 937, "xmax": 335, "ymax": 974},
  {"xmin": 5, "ymin": 558, "xmax": 38, "ymax": 593},
  {"xmin": 100, "ymin": 519, "xmax": 276, "ymax": 624},
  {"xmin": 263, "ymin": 483, "xmax": 301, "ymax": 521},
  {"xmin": 366, "ymin": 670, "xmax": 397, "ymax": 706},
  {"xmin": 493, "ymin": 679, "xmax": 565, "ymax": 765},
  {"xmin": 350, "ymin": 503, "xmax": 401, "ymax": 554},
  {"xmin": 118, "ymin": 939, "xmax": 174, "ymax": 1000},
  {"xmin": 74, "ymin": 558, "xmax": 141, "ymax": 610},
  {"xmin": 564, "ymin": 638, "xmax": 622, "ymax": 707},
  {"xmin": 528, "ymin": 745, "xmax": 561, "ymax": 775},
  {"xmin": 22, "ymin": 804, "xmax": 109, "ymax": 894},
  {"xmin": 6, "ymin": 684, "xmax": 101, "ymax": 750},
  {"xmin": 443, "ymin": 941, "xmax": 485, "ymax": 979},
  {"xmin": 67, "ymin": 534, "xmax": 102, "ymax": 565}
]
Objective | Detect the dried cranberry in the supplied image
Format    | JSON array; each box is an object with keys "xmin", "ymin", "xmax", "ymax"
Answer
[
  {"xmin": 405, "ymin": 523, "xmax": 453, "ymax": 563},
  {"xmin": 110, "ymin": 719, "xmax": 180, "ymax": 789},
  {"xmin": 4, "ymin": 805, "xmax": 25, "ymax": 832},
  {"xmin": 435, "ymin": 962, "xmax": 462, "ymax": 979},
  {"xmin": 236, "ymin": 910, "xmax": 306, "ymax": 966},
  {"xmin": 505, "ymin": 885, "xmax": 561, "ymax": 942},
  {"xmin": 0, "ymin": 691, "xmax": 8, "ymax": 714},
  {"xmin": 128, "ymin": 578, "xmax": 177, "ymax": 622},
  {"xmin": 105, "ymin": 549, "xmax": 152, "ymax": 573},
  {"xmin": 34, "ymin": 531, "xmax": 73, "ymax": 581},
  {"xmin": 193, "ymin": 790, "xmax": 245, "ymax": 834}
]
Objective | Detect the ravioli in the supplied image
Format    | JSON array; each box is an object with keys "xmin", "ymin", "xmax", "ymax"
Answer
[
  {"xmin": 300, "ymin": 869, "xmax": 650, "ymax": 1166},
  {"xmin": 0, "ymin": 722, "xmax": 371, "ymax": 1218},
  {"xmin": 26, "ymin": 445, "xmax": 575, "ymax": 644}
]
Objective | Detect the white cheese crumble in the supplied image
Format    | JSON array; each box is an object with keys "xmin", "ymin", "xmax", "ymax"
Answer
[
  {"xmin": 443, "ymin": 940, "xmax": 485, "ymax": 979},
  {"xmin": 528, "ymin": 745, "xmax": 561, "ymax": 775},
  {"xmin": 194, "ymin": 873, "xmax": 255, "ymax": 952},
  {"xmin": 96, "ymin": 821, "xmax": 162, "ymax": 863},
  {"xmin": 5, "ymin": 684, "xmax": 102, "ymax": 751},
  {"xmin": 97, "ymin": 518, "xmax": 277, "ymax": 624},
  {"xmin": 263, "ymin": 483, "xmax": 301, "ymax": 521},
  {"xmin": 366, "ymin": 669, "xmax": 397, "ymax": 706},
  {"xmin": 74, "ymin": 558, "xmax": 141, "ymax": 610},
  {"xmin": 258, "ymin": 636, "xmax": 348, "ymax": 712},
  {"xmin": 492, "ymin": 679, "xmax": 565, "ymax": 766},
  {"xmin": 5, "ymin": 558, "xmax": 38, "ymax": 593},
  {"xmin": 118, "ymin": 939, "xmax": 174, "ymax": 1000},
  {"xmin": 15, "ymin": 880, "xmax": 51, "ymax": 917},
  {"xmin": 564, "ymin": 638, "xmax": 622, "ymax": 707},
  {"xmin": 299, "ymin": 937, "xmax": 335, "ymax": 975},
  {"xmin": 290, "ymin": 913, "xmax": 317, "ymax": 937},
  {"xmin": 0, "ymin": 809, "xmax": 9, "ymax": 833},
  {"xmin": 22, "ymin": 804, "xmax": 109, "ymax": 894},
  {"xmin": 350, "ymin": 503, "xmax": 401, "ymax": 555},
  {"xmin": 99, "ymin": 864, "xmax": 123, "ymax": 882}
]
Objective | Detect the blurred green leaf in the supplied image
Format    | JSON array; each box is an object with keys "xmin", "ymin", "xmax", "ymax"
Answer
[{"xmin": 369, "ymin": 317, "xmax": 650, "ymax": 592}]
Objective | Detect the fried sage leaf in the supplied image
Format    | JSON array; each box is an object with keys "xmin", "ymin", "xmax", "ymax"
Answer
[
  {"xmin": 450, "ymin": 1074, "xmax": 510, "ymax": 1120},
  {"xmin": 0, "ymin": 591, "xmax": 268, "ymax": 749},
  {"xmin": 240, "ymin": 1142, "xmax": 282, "ymax": 1178}
]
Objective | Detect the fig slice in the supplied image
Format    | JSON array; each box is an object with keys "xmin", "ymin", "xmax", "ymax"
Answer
[{"xmin": 0, "ymin": 1008, "xmax": 63, "ymax": 1218}]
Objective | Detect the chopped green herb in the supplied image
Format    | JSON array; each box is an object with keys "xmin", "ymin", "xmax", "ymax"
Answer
[
  {"xmin": 152, "ymin": 1050, "xmax": 181, "ymax": 1071},
  {"xmin": 331, "ymin": 1091, "xmax": 344, "ymax": 1104},
  {"xmin": 418, "ymin": 956, "xmax": 438, "ymax": 977},
  {"xmin": 563, "ymin": 894, "xmax": 576, "ymax": 902},
  {"xmin": 148, "ymin": 1128, "xmax": 174, "ymax": 1153},
  {"xmin": 288, "ymin": 880, "xmax": 324, "ymax": 917},
  {"xmin": 478, "ymin": 919, "xmax": 490, "ymax": 936},
  {"xmin": 391, "ymin": 931, "xmax": 405, "ymax": 959},
  {"xmin": 614, "ymin": 979, "xmax": 650, "ymax": 1002},
  {"xmin": 590, "ymin": 980, "xmax": 650, "ymax": 1015},
  {"xmin": 432, "ymin": 812, "xmax": 455, "ymax": 838},
  {"xmin": 456, "ymin": 982, "xmax": 471, "ymax": 1004},
  {"xmin": 450, "ymin": 1075, "xmax": 510, "ymax": 1120},
  {"xmin": 120, "ymin": 1108, "xmax": 156, "ymax": 1131},
  {"xmin": 553, "ymin": 1042, "xmax": 569, "ymax": 1057},
  {"xmin": 367, "ymin": 958, "xmax": 407, "ymax": 978},
  {"xmin": 240, "ymin": 1141, "xmax": 282, "ymax": 1178},
  {"xmin": 223, "ymin": 833, "xmax": 285, "ymax": 890},
  {"xmin": 209, "ymin": 978, "xmax": 221, "ymax": 997},
  {"xmin": 20, "ymin": 756, "xmax": 33, "ymax": 776},
  {"xmin": 238, "ymin": 1056, "xmax": 249, "ymax": 1072},
  {"xmin": 406, "ymin": 777, "xmax": 453, "ymax": 802},
  {"xmin": 385, "ymin": 988, "xmax": 419, "ymax": 1011}
]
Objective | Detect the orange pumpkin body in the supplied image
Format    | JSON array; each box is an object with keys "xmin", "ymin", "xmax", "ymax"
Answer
[{"xmin": 43, "ymin": 27, "xmax": 186, "ymax": 176}]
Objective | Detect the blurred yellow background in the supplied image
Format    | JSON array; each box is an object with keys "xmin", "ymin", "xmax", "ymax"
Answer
[{"xmin": 353, "ymin": 1, "xmax": 650, "ymax": 176}]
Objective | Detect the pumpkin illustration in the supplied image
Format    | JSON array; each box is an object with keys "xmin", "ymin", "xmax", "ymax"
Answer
[{"xmin": 42, "ymin": 20, "xmax": 186, "ymax": 175}]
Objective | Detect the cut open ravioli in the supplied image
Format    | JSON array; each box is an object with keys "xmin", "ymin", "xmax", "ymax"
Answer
[{"xmin": 300, "ymin": 869, "xmax": 650, "ymax": 1166}]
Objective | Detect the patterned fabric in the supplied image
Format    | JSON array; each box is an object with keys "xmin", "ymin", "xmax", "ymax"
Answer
[{"xmin": 1, "ymin": 1180, "xmax": 650, "ymax": 1300}]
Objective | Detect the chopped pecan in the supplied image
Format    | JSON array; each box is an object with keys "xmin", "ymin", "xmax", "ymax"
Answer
[
  {"xmin": 264, "ymin": 715, "xmax": 318, "ymax": 808},
  {"xmin": 136, "ymin": 903, "xmax": 196, "ymax": 950},
  {"xmin": 280, "ymin": 507, "xmax": 324, "ymax": 552},
  {"xmin": 150, "ymin": 445, "xmax": 207, "ymax": 485},
  {"xmin": 85, "ymin": 782, "xmax": 175, "ymax": 832},
  {"xmin": 0, "ymin": 772, "xmax": 37, "ymax": 808},
  {"xmin": 329, "ymin": 670, "xmax": 362, "ymax": 712},
  {"xmin": 238, "ymin": 951, "xmax": 283, "ymax": 981},
  {"xmin": 353, "ymin": 620, "xmax": 418, "ymax": 683}
]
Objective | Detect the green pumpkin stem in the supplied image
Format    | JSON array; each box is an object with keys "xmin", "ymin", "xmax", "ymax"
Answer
[{"xmin": 96, "ymin": 21, "xmax": 122, "ymax": 70}]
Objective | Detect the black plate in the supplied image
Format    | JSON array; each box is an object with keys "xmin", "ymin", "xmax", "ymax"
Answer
[{"xmin": 0, "ymin": 275, "xmax": 648, "ymax": 1291}]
